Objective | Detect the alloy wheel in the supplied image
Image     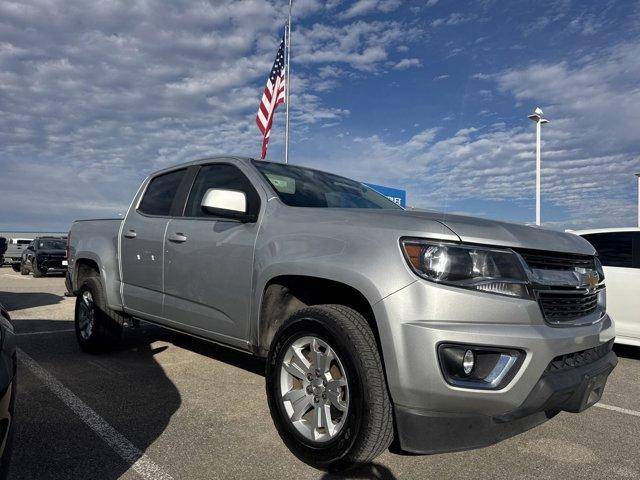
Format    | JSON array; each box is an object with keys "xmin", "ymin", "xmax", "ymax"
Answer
[
  {"xmin": 279, "ymin": 336, "xmax": 349, "ymax": 443},
  {"xmin": 77, "ymin": 291, "xmax": 95, "ymax": 340}
]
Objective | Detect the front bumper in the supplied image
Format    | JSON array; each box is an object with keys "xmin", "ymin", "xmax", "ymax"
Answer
[
  {"xmin": 36, "ymin": 257, "xmax": 67, "ymax": 270},
  {"xmin": 372, "ymin": 279, "xmax": 617, "ymax": 453},
  {"xmin": 395, "ymin": 346, "xmax": 617, "ymax": 453}
]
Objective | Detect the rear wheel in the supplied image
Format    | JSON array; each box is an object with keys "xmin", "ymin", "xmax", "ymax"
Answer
[
  {"xmin": 266, "ymin": 305, "xmax": 393, "ymax": 470},
  {"xmin": 75, "ymin": 276, "xmax": 122, "ymax": 353}
]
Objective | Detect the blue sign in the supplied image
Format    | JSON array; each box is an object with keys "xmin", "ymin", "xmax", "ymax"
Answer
[{"xmin": 363, "ymin": 183, "xmax": 407, "ymax": 207}]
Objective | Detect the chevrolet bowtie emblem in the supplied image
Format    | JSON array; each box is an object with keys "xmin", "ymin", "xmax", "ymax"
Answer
[
  {"xmin": 586, "ymin": 273, "xmax": 599, "ymax": 290},
  {"xmin": 575, "ymin": 268, "xmax": 599, "ymax": 292}
]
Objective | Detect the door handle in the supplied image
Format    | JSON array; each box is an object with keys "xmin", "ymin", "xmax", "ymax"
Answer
[
  {"xmin": 123, "ymin": 230, "xmax": 137, "ymax": 239},
  {"xmin": 167, "ymin": 233, "xmax": 188, "ymax": 243}
]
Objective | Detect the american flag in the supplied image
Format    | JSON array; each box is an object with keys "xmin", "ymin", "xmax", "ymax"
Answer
[{"xmin": 256, "ymin": 33, "xmax": 286, "ymax": 159}]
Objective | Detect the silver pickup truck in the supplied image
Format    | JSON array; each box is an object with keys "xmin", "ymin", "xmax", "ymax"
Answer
[{"xmin": 67, "ymin": 156, "xmax": 617, "ymax": 469}]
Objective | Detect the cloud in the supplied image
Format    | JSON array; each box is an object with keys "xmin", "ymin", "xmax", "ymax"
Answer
[
  {"xmin": 568, "ymin": 13, "xmax": 603, "ymax": 35},
  {"xmin": 294, "ymin": 20, "xmax": 422, "ymax": 71},
  {"xmin": 0, "ymin": 0, "xmax": 422, "ymax": 230},
  {"xmin": 321, "ymin": 40, "xmax": 640, "ymax": 229},
  {"xmin": 431, "ymin": 13, "xmax": 471, "ymax": 27},
  {"xmin": 341, "ymin": 0, "xmax": 401, "ymax": 19},
  {"xmin": 393, "ymin": 58, "xmax": 423, "ymax": 69}
]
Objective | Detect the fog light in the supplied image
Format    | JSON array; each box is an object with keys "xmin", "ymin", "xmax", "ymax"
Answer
[
  {"xmin": 462, "ymin": 349, "xmax": 474, "ymax": 375},
  {"xmin": 438, "ymin": 344, "xmax": 525, "ymax": 390}
]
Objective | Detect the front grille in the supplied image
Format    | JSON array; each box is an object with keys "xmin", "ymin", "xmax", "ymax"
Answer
[
  {"xmin": 517, "ymin": 248, "xmax": 595, "ymax": 271},
  {"xmin": 546, "ymin": 339, "xmax": 613, "ymax": 373},
  {"xmin": 538, "ymin": 290, "xmax": 600, "ymax": 321},
  {"xmin": 515, "ymin": 248, "xmax": 602, "ymax": 325}
]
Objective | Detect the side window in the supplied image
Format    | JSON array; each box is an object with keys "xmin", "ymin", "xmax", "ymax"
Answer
[
  {"xmin": 138, "ymin": 169, "xmax": 186, "ymax": 216},
  {"xmin": 184, "ymin": 164, "xmax": 260, "ymax": 218},
  {"xmin": 583, "ymin": 232, "xmax": 633, "ymax": 268}
]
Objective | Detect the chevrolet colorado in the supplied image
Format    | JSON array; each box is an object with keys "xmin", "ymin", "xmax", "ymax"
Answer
[{"xmin": 67, "ymin": 156, "xmax": 617, "ymax": 469}]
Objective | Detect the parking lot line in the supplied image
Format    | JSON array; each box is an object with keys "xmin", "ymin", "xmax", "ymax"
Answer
[
  {"xmin": 595, "ymin": 402, "xmax": 640, "ymax": 418},
  {"xmin": 17, "ymin": 348, "xmax": 174, "ymax": 480}
]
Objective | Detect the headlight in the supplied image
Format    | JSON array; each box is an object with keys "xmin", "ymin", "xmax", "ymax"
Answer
[
  {"xmin": 594, "ymin": 256, "xmax": 605, "ymax": 281},
  {"xmin": 401, "ymin": 239, "xmax": 532, "ymax": 299}
]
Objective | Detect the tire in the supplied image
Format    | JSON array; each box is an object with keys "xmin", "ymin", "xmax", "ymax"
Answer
[
  {"xmin": 266, "ymin": 305, "xmax": 393, "ymax": 470},
  {"xmin": 74, "ymin": 276, "xmax": 122, "ymax": 353},
  {"xmin": 31, "ymin": 260, "xmax": 44, "ymax": 278},
  {"xmin": 0, "ymin": 376, "xmax": 16, "ymax": 480},
  {"xmin": 19, "ymin": 262, "xmax": 28, "ymax": 275}
]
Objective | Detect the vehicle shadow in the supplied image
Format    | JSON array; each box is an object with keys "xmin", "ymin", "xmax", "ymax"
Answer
[
  {"xmin": 0, "ymin": 291, "xmax": 63, "ymax": 311},
  {"xmin": 613, "ymin": 344, "xmax": 640, "ymax": 361},
  {"xmin": 322, "ymin": 463, "xmax": 398, "ymax": 479},
  {"xmin": 146, "ymin": 325, "xmax": 266, "ymax": 376},
  {"xmin": 11, "ymin": 319, "xmax": 182, "ymax": 480}
]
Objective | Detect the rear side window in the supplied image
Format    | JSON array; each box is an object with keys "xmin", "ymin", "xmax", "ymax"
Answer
[
  {"xmin": 582, "ymin": 232, "xmax": 639, "ymax": 268},
  {"xmin": 138, "ymin": 169, "xmax": 186, "ymax": 216},
  {"xmin": 184, "ymin": 164, "xmax": 260, "ymax": 218}
]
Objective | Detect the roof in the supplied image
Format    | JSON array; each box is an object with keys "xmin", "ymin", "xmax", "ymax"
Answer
[{"xmin": 148, "ymin": 156, "xmax": 349, "ymax": 180}]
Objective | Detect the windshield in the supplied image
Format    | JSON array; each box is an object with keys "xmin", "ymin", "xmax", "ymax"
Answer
[
  {"xmin": 38, "ymin": 239, "xmax": 66, "ymax": 250},
  {"xmin": 252, "ymin": 160, "xmax": 403, "ymax": 210}
]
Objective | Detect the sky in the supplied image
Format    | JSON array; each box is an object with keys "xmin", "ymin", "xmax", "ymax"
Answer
[{"xmin": 1, "ymin": 0, "xmax": 639, "ymax": 232}]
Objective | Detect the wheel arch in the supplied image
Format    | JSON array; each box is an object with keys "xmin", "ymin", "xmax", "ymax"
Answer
[
  {"xmin": 256, "ymin": 275, "xmax": 382, "ymax": 359},
  {"xmin": 72, "ymin": 254, "xmax": 122, "ymax": 311}
]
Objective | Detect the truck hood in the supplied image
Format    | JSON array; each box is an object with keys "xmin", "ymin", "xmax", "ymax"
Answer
[
  {"xmin": 269, "ymin": 202, "xmax": 595, "ymax": 256},
  {"xmin": 429, "ymin": 212, "xmax": 594, "ymax": 255}
]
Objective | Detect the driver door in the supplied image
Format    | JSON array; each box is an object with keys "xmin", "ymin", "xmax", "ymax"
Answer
[{"xmin": 163, "ymin": 162, "xmax": 262, "ymax": 347}]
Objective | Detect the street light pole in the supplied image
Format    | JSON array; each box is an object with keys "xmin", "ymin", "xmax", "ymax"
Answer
[
  {"xmin": 528, "ymin": 107, "xmax": 549, "ymax": 226},
  {"xmin": 636, "ymin": 172, "xmax": 640, "ymax": 228}
]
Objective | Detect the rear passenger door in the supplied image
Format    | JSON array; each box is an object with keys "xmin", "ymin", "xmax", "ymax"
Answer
[
  {"xmin": 121, "ymin": 168, "xmax": 189, "ymax": 320},
  {"xmin": 582, "ymin": 231, "xmax": 640, "ymax": 342},
  {"xmin": 162, "ymin": 162, "xmax": 262, "ymax": 347}
]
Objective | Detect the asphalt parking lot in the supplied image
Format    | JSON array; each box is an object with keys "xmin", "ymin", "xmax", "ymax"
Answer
[{"xmin": 1, "ymin": 267, "xmax": 639, "ymax": 479}]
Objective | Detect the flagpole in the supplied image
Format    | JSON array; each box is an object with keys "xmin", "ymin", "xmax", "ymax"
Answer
[{"xmin": 284, "ymin": 0, "xmax": 292, "ymax": 164}]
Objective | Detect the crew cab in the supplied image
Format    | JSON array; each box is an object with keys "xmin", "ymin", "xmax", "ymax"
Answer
[{"xmin": 67, "ymin": 156, "xmax": 617, "ymax": 469}]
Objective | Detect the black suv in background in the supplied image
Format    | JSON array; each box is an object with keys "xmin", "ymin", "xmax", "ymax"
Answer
[{"xmin": 20, "ymin": 237, "xmax": 68, "ymax": 277}]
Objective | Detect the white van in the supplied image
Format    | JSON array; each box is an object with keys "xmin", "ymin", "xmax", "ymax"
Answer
[{"xmin": 572, "ymin": 228, "xmax": 640, "ymax": 347}]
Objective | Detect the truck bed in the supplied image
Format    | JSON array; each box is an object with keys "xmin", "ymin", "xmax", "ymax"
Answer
[{"xmin": 69, "ymin": 218, "xmax": 123, "ymax": 310}]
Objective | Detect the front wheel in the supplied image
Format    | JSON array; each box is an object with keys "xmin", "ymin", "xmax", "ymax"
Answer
[
  {"xmin": 31, "ymin": 260, "xmax": 44, "ymax": 278},
  {"xmin": 19, "ymin": 262, "xmax": 28, "ymax": 275},
  {"xmin": 74, "ymin": 276, "xmax": 122, "ymax": 353},
  {"xmin": 266, "ymin": 305, "xmax": 393, "ymax": 470}
]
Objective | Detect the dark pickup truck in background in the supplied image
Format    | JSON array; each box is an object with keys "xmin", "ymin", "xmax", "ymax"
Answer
[
  {"xmin": 18, "ymin": 237, "xmax": 68, "ymax": 277},
  {"xmin": 0, "ymin": 238, "xmax": 6, "ymax": 266}
]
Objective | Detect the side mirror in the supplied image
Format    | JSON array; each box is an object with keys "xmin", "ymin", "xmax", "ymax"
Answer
[{"xmin": 201, "ymin": 188, "xmax": 256, "ymax": 222}]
